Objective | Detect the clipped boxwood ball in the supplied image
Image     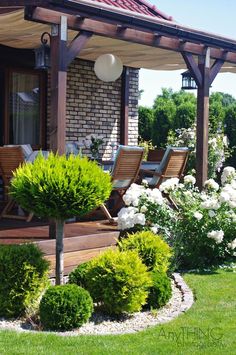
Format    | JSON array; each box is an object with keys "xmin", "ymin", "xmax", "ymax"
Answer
[
  {"xmin": 147, "ymin": 271, "xmax": 172, "ymax": 309},
  {"xmin": 39, "ymin": 284, "xmax": 93, "ymax": 331}
]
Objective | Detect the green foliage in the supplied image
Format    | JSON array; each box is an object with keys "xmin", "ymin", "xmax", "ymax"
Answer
[
  {"xmin": 119, "ymin": 231, "xmax": 172, "ymax": 272},
  {"xmin": 10, "ymin": 152, "xmax": 112, "ymax": 220},
  {"xmin": 147, "ymin": 270, "xmax": 172, "ymax": 309},
  {"xmin": 225, "ymin": 103, "xmax": 236, "ymax": 167},
  {"xmin": 39, "ymin": 284, "xmax": 93, "ymax": 331},
  {"xmin": 0, "ymin": 244, "xmax": 49, "ymax": 318},
  {"xmin": 68, "ymin": 262, "xmax": 90, "ymax": 288},
  {"xmin": 85, "ymin": 249, "xmax": 152, "ymax": 315},
  {"xmin": 138, "ymin": 106, "xmax": 154, "ymax": 141},
  {"xmin": 138, "ymin": 138, "xmax": 156, "ymax": 160}
]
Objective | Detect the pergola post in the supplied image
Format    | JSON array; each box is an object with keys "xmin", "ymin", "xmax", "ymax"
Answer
[
  {"xmin": 50, "ymin": 16, "xmax": 68, "ymax": 155},
  {"xmin": 196, "ymin": 49, "xmax": 211, "ymax": 188}
]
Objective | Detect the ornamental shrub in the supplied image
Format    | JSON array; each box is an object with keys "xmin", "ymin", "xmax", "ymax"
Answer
[
  {"xmin": 147, "ymin": 270, "xmax": 172, "ymax": 309},
  {"xmin": 85, "ymin": 249, "xmax": 152, "ymax": 315},
  {"xmin": 0, "ymin": 244, "xmax": 49, "ymax": 318},
  {"xmin": 119, "ymin": 231, "xmax": 172, "ymax": 272},
  {"xmin": 10, "ymin": 152, "xmax": 112, "ymax": 220},
  {"xmin": 39, "ymin": 284, "xmax": 93, "ymax": 331},
  {"xmin": 68, "ymin": 262, "xmax": 90, "ymax": 288}
]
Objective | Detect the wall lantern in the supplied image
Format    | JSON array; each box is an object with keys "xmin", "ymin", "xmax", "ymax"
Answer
[
  {"xmin": 94, "ymin": 54, "xmax": 123, "ymax": 82},
  {"xmin": 34, "ymin": 32, "xmax": 51, "ymax": 70},
  {"xmin": 181, "ymin": 70, "xmax": 197, "ymax": 90}
]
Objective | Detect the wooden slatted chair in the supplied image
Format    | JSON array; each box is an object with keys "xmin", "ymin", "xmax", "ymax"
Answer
[
  {"xmin": 101, "ymin": 145, "xmax": 144, "ymax": 223},
  {"xmin": 0, "ymin": 146, "xmax": 33, "ymax": 222},
  {"xmin": 139, "ymin": 147, "xmax": 189, "ymax": 188}
]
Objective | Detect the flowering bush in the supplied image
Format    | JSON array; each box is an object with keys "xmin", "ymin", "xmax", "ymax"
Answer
[
  {"xmin": 118, "ymin": 167, "xmax": 236, "ymax": 269},
  {"xmin": 167, "ymin": 125, "xmax": 230, "ymax": 178},
  {"xmin": 117, "ymin": 183, "xmax": 176, "ymax": 239},
  {"xmin": 168, "ymin": 167, "xmax": 236, "ymax": 267},
  {"xmin": 83, "ymin": 134, "xmax": 104, "ymax": 160}
]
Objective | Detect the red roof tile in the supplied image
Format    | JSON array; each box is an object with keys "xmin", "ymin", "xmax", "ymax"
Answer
[{"xmin": 88, "ymin": 0, "xmax": 173, "ymax": 20}]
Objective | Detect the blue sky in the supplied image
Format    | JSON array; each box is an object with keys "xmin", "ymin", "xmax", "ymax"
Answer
[{"xmin": 139, "ymin": 0, "xmax": 236, "ymax": 106}]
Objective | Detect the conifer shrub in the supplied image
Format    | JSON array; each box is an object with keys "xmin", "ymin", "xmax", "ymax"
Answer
[
  {"xmin": 68, "ymin": 262, "xmax": 90, "ymax": 288},
  {"xmin": 119, "ymin": 231, "xmax": 172, "ymax": 272},
  {"xmin": 85, "ymin": 249, "xmax": 152, "ymax": 315},
  {"xmin": 0, "ymin": 243, "xmax": 49, "ymax": 318},
  {"xmin": 39, "ymin": 284, "xmax": 93, "ymax": 331},
  {"xmin": 147, "ymin": 270, "xmax": 172, "ymax": 309}
]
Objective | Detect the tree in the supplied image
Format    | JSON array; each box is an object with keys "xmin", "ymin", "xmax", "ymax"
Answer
[
  {"xmin": 224, "ymin": 103, "xmax": 236, "ymax": 167},
  {"xmin": 138, "ymin": 106, "xmax": 154, "ymax": 141},
  {"xmin": 10, "ymin": 153, "xmax": 112, "ymax": 285}
]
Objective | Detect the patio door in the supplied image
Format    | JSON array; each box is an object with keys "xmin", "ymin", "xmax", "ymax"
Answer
[{"xmin": 4, "ymin": 68, "xmax": 46, "ymax": 149}]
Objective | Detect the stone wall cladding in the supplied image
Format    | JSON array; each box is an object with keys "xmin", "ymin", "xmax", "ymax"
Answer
[{"xmin": 47, "ymin": 59, "xmax": 139, "ymax": 159}]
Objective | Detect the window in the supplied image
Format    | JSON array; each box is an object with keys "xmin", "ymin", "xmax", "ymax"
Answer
[{"xmin": 5, "ymin": 69, "xmax": 46, "ymax": 149}]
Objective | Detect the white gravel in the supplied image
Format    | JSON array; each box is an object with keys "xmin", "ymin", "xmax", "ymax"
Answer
[{"xmin": 0, "ymin": 273, "xmax": 194, "ymax": 336}]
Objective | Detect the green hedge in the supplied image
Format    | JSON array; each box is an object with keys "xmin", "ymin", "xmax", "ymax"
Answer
[{"xmin": 0, "ymin": 243, "xmax": 49, "ymax": 318}]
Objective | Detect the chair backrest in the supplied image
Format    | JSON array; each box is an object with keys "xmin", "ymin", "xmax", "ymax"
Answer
[
  {"xmin": 0, "ymin": 146, "xmax": 25, "ymax": 188},
  {"xmin": 147, "ymin": 148, "xmax": 165, "ymax": 162},
  {"xmin": 111, "ymin": 145, "xmax": 144, "ymax": 190},
  {"xmin": 149, "ymin": 147, "xmax": 189, "ymax": 187}
]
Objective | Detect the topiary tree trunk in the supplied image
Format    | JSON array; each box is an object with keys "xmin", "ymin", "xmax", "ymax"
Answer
[{"xmin": 55, "ymin": 219, "xmax": 65, "ymax": 285}]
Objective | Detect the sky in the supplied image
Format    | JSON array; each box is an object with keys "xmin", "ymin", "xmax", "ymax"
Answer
[{"xmin": 139, "ymin": 0, "xmax": 236, "ymax": 107}]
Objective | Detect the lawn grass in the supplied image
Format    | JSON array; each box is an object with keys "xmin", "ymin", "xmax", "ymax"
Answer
[{"xmin": 0, "ymin": 268, "xmax": 235, "ymax": 355}]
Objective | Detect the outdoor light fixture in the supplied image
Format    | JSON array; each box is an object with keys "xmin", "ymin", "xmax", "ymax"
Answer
[
  {"xmin": 181, "ymin": 70, "xmax": 197, "ymax": 90},
  {"xmin": 94, "ymin": 54, "xmax": 123, "ymax": 82},
  {"xmin": 34, "ymin": 32, "xmax": 51, "ymax": 70}
]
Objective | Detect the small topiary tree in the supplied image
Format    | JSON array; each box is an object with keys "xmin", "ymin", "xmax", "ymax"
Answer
[
  {"xmin": 0, "ymin": 243, "xmax": 49, "ymax": 318},
  {"xmin": 84, "ymin": 249, "xmax": 152, "ymax": 315},
  {"xmin": 10, "ymin": 153, "xmax": 112, "ymax": 285},
  {"xmin": 119, "ymin": 231, "xmax": 172, "ymax": 272},
  {"xmin": 147, "ymin": 270, "xmax": 172, "ymax": 309},
  {"xmin": 39, "ymin": 284, "xmax": 93, "ymax": 331}
]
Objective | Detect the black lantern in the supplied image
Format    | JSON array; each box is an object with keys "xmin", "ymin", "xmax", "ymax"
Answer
[
  {"xmin": 34, "ymin": 32, "xmax": 51, "ymax": 70},
  {"xmin": 181, "ymin": 70, "xmax": 197, "ymax": 90}
]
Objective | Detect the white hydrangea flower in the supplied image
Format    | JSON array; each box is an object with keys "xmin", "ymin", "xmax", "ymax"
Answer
[
  {"xmin": 150, "ymin": 225, "xmax": 158, "ymax": 234},
  {"xmin": 208, "ymin": 137, "xmax": 217, "ymax": 149},
  {"xmin": 207, "ymin": 230, "xmax": 224, "ymax": 244},
  {"xmin": 193, "ymin": 211, "xmax": 203, "ymax": 221},
  {"xmin": 140, "ymin": 205, "xmax": 148, "ymax": 213},
  {"xmin": 145, "ymin": 188, "xmax": 163, "ymax": 205},
  {"xmin": 117, "ymin": 206, "xmax": 138, "ymax": 230},
  {"xmin": 204, "ymin": 179, "xmax": 219, "ymax": 191},
  {"xmin": 122, "ymin": 183, "xmax": 145, "ymax": 206},
  {"xmin": 133, "ymin": 213, "xmax": 146, "ymax": 226},
  {"xmin": 208, "ymin": 210, "xmax": 216, "ymax": 218},
  {"xmin": 221, "ymin": 166, "xmax": 236, "ymax": 185},
  {"xmin": 184, "ymin": 175, "xmax": 196, "ymax": 185},
  {"xmin": 200, "ymin": 198, "xmax": 220, "ymax": 210},
  {"xmin": 219, "ymin": 191, "xmax": 230, "ymax": 203},
  {"xmin": 227, "ymin": 238, "xmax": 236, "ymax": 250},
  {"xmin": 159, "ymin": 178, "xmax": 179, "ymax": 193}
]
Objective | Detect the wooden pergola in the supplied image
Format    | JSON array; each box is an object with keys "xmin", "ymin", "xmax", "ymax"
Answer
[{"xmin": 1, "ymin": 0, "xmax": 236, "ymax": 187}]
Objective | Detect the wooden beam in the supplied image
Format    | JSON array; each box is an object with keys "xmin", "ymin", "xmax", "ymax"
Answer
[
  {"xmin": 209, "ymin": 58, "xmax": 225, "ymax": 85},
  {"xmin": 181, "ymin": 52, "xmax": 202, "ymax": 87},
  {"xmin": 120, "ymin": 67, "xmax": 129, "ymax": 145},
  {"xmin": 0, "ymin": 1, "xmax": 47, "ymax": 5},
  {"xmin": 196, "ymin": 48, "xmax": 211, "ymax": 189},
  {"xmin": 50, "ymin": 16, "xmax": 68, "ymax": 155},
  {"xmin": 25, "ymin": 7, "xmax": 236, "ymax": 64},
  {"xmin": 66, "ymin": 30, "xmax": 93, "ymax": 67}
]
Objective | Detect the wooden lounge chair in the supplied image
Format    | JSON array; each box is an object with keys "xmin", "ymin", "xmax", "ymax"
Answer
[
  {"xmin": 0, "ymin": 146, "xmax": 33, "ymax": 222},
  {"xmin": 139, "ymin": 146, "xmax": 189, "ymax": 188},
  {"xmin": 101, "ymin": 145, "xmax": 144, "ymax": 223}
]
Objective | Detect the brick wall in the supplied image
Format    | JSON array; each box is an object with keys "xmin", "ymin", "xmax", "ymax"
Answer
[{"xmin": 47, "ymin": 59, "xmax": 139, "ymax": 159}]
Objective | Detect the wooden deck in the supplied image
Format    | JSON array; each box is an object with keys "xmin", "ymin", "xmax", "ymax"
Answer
[{"xmin": 0, "ymin": 219, "xmax": 119, "ymax": 277}]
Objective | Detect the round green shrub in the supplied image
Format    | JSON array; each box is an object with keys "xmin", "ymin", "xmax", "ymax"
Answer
[
  {"xmin": 85, "ymin": 249, "xmax": 152, "ymax": 315},
  {"xmin": 0, "ymin": 243, "xmax": 49, "ymax": 318},
  {"xmin": 39, "ymin": 284, "xmax": 93, "ymax": 331},
  {"xmin": 68, "ymin": 262, "xmax": 90, "ymax": 288},
  {"xmin": 10, "ymin": 152, "xmax": 112, "ymax": 219},
  {"xmin": 147, "ymin": 271, "xmax": 172, "ymax": 309},
  {"xmin": 119, "ymin": 231, "xmax": 172, "ymax": 272}
]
